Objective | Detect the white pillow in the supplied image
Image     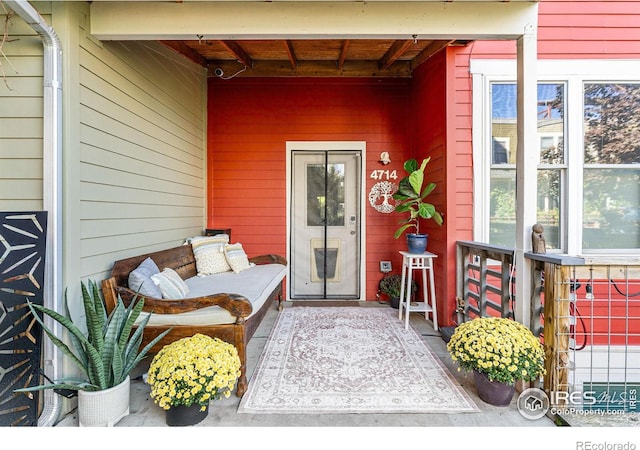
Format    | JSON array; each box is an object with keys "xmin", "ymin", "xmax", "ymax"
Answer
[
  {"xmin": 151, "ymin": 268, "xmax": 190, "ymax": 299},
  {"xmin": 224, "ymin": 243, "xmax": 252, "ymax": 273},
  {"xmin": 190, "ymin": 234, "xmax": 231, "ymax": 275}
]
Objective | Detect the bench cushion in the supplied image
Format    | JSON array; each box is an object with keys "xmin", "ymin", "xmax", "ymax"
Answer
[{"xmin": 140, "ymin": 263, "xmax": 287, "ymax": 326}]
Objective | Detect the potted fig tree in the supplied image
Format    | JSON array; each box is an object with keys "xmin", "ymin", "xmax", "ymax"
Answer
[{"xmin": 393, "ymin": 157, "xmax": 444, "ymax": 253}]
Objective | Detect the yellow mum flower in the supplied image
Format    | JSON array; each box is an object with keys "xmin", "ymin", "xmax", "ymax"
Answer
[
  {"xmin": 148, "ymin": 334, "xmax": 241, "ymax": 410},
  {"xmin": 446, "ymin": 317, "xmax": 545, "ymax": 385}
]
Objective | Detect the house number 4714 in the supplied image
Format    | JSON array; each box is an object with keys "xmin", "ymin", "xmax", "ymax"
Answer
[{"xmin": 369, "ymin": 170, "xmax": 398, "ymax": 180}]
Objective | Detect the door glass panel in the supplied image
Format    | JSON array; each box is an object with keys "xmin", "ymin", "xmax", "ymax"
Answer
[{"xmin": 306, "ymin": 163, "xmax": 345, "ymax": 226}]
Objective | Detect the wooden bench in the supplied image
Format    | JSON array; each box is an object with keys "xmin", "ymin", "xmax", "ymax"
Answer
[{"xmin": 101, "ymin": 244, "xmax": 287, "ymax": 397}]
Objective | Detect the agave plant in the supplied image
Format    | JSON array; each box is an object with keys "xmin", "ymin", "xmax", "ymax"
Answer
[{"xmin": 16, "ymin": 280, "xmax": 171, "ymax": 392}]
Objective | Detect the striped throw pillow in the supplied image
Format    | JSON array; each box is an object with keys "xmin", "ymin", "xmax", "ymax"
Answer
[
  {"xmin": 151, "ymin": 268, "xmax": 190, "ymax": 299},
  {"xmin": 190, "ymin": 234, "xmax": 231, "ymax": 275},
  {"xmin": 224, "ymin": 243, "xmax": 252, "ymax": 273}
]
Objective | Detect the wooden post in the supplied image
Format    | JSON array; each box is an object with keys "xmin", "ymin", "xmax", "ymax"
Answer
[{"xmin": 543, "ymin": 263, "xmax": 571, "ymax": 405}]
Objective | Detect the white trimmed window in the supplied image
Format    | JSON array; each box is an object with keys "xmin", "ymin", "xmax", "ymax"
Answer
[{"xmin": 472, "ymin": 60, "xmax": 640, "ymax": 255}]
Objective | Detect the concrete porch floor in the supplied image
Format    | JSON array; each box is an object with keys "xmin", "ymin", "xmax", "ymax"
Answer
[
  {"xmin": 55, "ymin": 301, "xmax": 559, "ymax": 429},
  {"xmin": 42, "ymin": 302, "xmax": 635, "ymax": 450}
]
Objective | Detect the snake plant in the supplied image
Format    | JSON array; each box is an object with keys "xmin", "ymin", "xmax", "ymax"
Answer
[{"xmin": 15, "ymin": 280, "xmax": 171, "ymax": 392}]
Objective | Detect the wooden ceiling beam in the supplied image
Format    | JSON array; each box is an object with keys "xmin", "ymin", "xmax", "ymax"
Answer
[
  {"xmin": 160, "ymin": 40, "xmax": 208, "ymax": 67},
  {"xmin": 209, "ymin": 59, "xmax": 412, "ymax": 78},
  {"xmin": 284, "ymin": 40, "xmax": 297, "ymax": 70},
  {"xmin": 219, "ymin": 40, "xmax": 254, "ymax": 68},
  {"xmin": 411, "ymin": 39, "xmax": 456, "ymax": 69},
  {"xmin": 378, "ymin": 40, "xmax": 413, "ymax": 70},
  {"xmin": 338, "ymin": 40, "xmax": 350, "ymax": 70}
]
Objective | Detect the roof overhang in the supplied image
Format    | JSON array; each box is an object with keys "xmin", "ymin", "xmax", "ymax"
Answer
[{"xmin": 90, "ymin": 1, "xmax": 539, "ymax": 41}]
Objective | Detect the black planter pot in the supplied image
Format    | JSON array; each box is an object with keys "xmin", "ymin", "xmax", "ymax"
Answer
[
  {"xmin": 407, "ymin": 233, "xmax": 428, "ymax": 254},
  {"xmin": 389, "ymin": 296, "xmax": 400, "ymax": 309},
  {"xmin": 165, "ymin": 403, "xmax": 209, "ymax": 426},
  {"xmin": 473, "ymin": 370, "xmax": 515, "ymax": 407}
]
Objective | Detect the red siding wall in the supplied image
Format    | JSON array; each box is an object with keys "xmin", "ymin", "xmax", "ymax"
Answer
[
  {"xmin": 207, "ymin": 78, "xmax": 414, "ymax": 301},
  {"xmin": 409, "ymin": 51, "xmax": 455, "ymax": 328},
  {"xmin": 403, "ymin": 49, "xmax": 474, "ymax": 328},
  {"xmin": 470, "ymin": 1, "xmax": 640, "ymax": 59},
  {"xmin": 538, "ymin": 1, "xmax": 640, "ymax": 58}
]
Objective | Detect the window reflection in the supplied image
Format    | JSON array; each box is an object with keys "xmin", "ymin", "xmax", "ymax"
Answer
[
  {"xmin": 583, "ymin": 83, "xmax": 640, "ymax": 249},
  {"xmin": 307, "ymin": 164, "xmax": 345, "ymax": 227},
  {"xmin": 489, "ymin": 83, "xmax": 565, "ymax": 250}
]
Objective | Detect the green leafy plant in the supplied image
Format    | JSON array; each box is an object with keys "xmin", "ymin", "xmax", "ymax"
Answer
[
  {"xmin": 446, "ymin": 317, "xmax": 545, "ymax": 385},
  {"xmin": 379, "ymin": 274, "xmax": 403, "ymax": 298},
  {"xmin": 147, "ymin": 333, "xmax": 241, "ymax": 411},
  {"xmin": 393, "ymin": 157, "xmax": 444, "ymax": 239},
  {"xmin": 379, "ymin": 274, "xmax": 417, "ymax": 299},
  {"xmin": 15, "ymin": 280, "xmax": 171, "ymax": 392}
]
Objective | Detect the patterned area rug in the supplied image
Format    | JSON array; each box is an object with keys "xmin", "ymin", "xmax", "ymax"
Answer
[{"xmin": 238, "ymin": 307, "xmax": 479, "ymax": 414}]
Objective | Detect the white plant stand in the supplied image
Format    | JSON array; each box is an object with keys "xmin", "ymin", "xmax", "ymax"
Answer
[{"xmin": 398, "ymin": 251, "xmax": 438, "ymax": 331}]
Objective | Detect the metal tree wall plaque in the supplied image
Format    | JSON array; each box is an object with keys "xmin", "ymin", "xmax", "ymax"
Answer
[{"xmin": 0, "ymin": 212, "xmax": 47, "ymax": 426}]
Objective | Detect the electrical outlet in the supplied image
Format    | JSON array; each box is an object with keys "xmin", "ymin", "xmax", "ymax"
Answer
[{"xmin": 380, "ymin": 261, "xmax": 392, "ymax": 273}]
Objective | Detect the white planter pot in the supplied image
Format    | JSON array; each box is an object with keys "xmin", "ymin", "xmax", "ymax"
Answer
[{"xmin": 78, "ymin": 375, "xmax": 130, "ymax": 427}]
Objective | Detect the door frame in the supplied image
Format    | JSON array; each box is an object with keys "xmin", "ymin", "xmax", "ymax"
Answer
[{"xmin": 286, "ymin": 141, "xmax": 367, "ymax": 301}]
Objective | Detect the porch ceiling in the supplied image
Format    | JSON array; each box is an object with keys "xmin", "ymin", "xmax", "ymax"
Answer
[
  {"xmin": 90, "ymin": 1, "xmax": 539, "ymax": 78},
  {"xmin": 160, "ymin": 38, "xmax": 472, "ymax": 78}
]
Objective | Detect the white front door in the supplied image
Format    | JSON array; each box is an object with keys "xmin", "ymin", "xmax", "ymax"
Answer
[{"xmin": 289, "ymin": 146, "xmax": 362, "ymax": 299}]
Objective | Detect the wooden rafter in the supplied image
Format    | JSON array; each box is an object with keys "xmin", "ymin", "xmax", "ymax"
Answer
[
  {"xmin": 411, "ymin": 40, "xmax": 456, "ymax": 69},
  {"xmin": 338, "ymin": 40, "xmax": 350, "ymax": 70},
  {"xmin": 378, "ymin": 40, "xmax": 413, "ymax": 70},
  {"xmin": 161, "ymin": 38, "xmax": 472, "ymax": 77},
  {"xmin": 284, "ymin": 40, "xmax": 297, "ymax": 70},
  {"xmin": 219, "ymin": 40, "xmax": 254, "ymax": 68},
  {"xmin": 160, "ymin": 41, "xmax": 208, "ymax": 67}
]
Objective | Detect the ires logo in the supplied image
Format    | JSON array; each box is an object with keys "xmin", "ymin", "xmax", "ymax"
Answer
[{"xmin": 517, "ymin": 385, "xmax": 638, "ymax": 420}]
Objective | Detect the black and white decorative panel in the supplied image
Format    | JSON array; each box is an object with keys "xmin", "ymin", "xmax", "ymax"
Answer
[{"xmin": 0, "ymin": 212, "xmax": 47, "ymax": 426}]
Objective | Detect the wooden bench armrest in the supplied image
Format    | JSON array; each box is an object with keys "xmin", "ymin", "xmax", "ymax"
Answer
[
  {"xmin": 249, "ymin": 254, "xmax": 287, "ymax": 265},
  {"xmin": 102, "ymin": 277, "xmax": 252, "ymax": 317}
]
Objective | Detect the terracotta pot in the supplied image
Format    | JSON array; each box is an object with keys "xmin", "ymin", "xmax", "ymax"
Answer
[
  {"xmin": 473, "ymin": 370, "xmax": 515, "ymax": 407},
  {"xmin": 165, "ymin": 403, "xmax": 209, "ymax": 426}
]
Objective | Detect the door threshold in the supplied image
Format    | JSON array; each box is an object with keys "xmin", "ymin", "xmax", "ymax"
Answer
[{"xmin": 290, "ymin": 300, "xmax": 361, "ymax": 307}]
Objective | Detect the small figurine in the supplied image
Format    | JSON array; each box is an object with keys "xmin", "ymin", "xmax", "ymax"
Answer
[{"xmin": 532, "ymin": 223, "xmax": 546, "ymax": 253}]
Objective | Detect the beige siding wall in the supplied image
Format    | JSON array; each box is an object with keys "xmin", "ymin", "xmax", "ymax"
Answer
[
  {"xmin": 63, "ymin": 3, "xmax": 207, "ymax": 282},
  {"xmin": 0, "ymin": 4, "xmax": 47, "ymax": 211}
]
